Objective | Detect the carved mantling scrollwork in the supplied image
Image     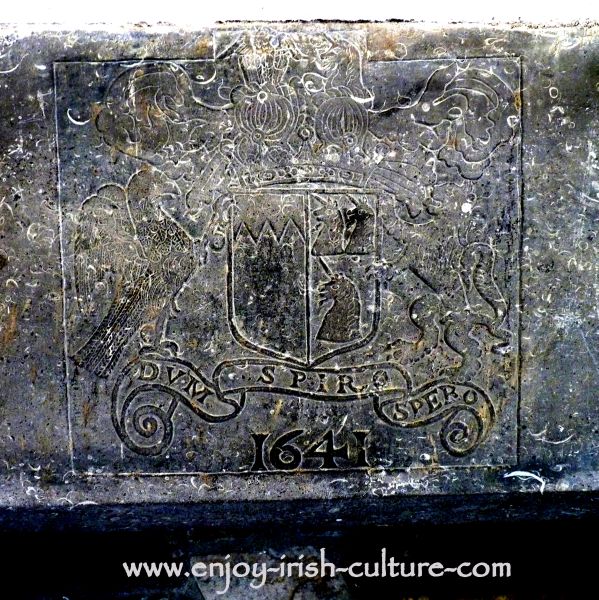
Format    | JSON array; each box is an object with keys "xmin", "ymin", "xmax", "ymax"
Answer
[{"xmin": 67, "ymin": 29, "xmax": 520, "ymax": 462}]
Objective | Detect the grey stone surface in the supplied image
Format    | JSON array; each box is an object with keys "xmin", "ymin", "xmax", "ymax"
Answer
[{"xmin": 0, "ymin": 22, "xmax": 598, "ymax": 520}]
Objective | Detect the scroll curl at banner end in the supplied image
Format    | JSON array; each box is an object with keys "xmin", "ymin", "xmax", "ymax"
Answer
[{"xmin": 373, "ymin": 380, "xmax": 495, "ymax": 456}]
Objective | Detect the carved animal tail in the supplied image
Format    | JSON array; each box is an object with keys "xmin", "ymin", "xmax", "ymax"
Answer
[{"xmin": 72, "ymin": 274, "xmax": 162, "ymax": 378}]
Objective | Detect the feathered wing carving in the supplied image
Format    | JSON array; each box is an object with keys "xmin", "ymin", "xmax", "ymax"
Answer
[
  {"xmin": 74, "ymin": 184, "xmax": 147, "ymax": 319},
  {"xmin": 72, "ymin": 170, "xmax": 196, "ymax": 377},
  {"xmin": 71, "ymin": 60, "xmax": 231, "ymax": 379}
]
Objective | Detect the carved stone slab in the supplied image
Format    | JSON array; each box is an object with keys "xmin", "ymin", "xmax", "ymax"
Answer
[
  {"xmin": 55, "ymin": 35, "xmax": 520, "ymax": 474},
  {"xmin": 0, "ymin": 23, "xmax": 598, "ymax": 518}
]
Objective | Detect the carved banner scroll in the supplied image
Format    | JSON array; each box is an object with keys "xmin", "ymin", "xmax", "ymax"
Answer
[{"xmin": 55, "ymin": 29, "xmax": 521, "ymax": 474}]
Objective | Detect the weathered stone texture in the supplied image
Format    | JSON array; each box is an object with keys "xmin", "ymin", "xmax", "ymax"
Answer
[{"xmin": 0, "ymin": 22, "xmax": 597, "ymax": 520}]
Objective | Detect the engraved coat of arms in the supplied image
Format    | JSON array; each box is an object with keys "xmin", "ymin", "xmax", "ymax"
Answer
[{"xmin": 56, "ymin": 30, "xmax": 521, "ymax": 472}]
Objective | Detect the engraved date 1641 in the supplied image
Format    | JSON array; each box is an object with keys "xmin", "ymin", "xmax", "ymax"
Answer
[{"xmin": 251, "ymin": 428, "xmax": 370, "ymax": 471}]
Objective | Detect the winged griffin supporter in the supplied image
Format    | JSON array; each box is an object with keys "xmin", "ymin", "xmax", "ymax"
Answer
[{"xmin": 72, "ymin": 63, "xmax": 227, "ymax": 376}]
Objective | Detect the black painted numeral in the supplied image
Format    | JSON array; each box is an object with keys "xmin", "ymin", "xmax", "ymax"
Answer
[
  {"xmin": 268, "ymin": 429, "xmax": 303, "ymax": 471},
  {"xmin": 305, "ymin": 429, "xmax": 349, "ymax": 469},
  {"xmin": 352, "ymin": 430, "xmax": 369, "ymax": 468},
  {"xmin": 250, "ymin": 433, "xmax": 269, "ymax": 471},
  {"xmin": 251, "ymin": 428, "xmax": 370, "ymax": 472}
]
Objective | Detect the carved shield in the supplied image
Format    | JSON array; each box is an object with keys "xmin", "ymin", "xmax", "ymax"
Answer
[{"xmin": 228, "ymin": 188, "xmax": 381, "ymax": 367}]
